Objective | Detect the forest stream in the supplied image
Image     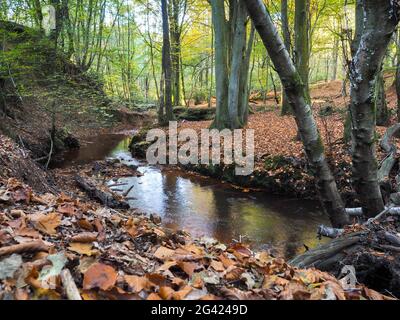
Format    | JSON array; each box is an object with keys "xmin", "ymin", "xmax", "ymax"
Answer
[{"xmin": 54, "ymin": 131, "xmax": 329, "ymax": 259}]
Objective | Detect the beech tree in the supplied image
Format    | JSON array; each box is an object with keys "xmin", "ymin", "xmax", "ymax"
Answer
[
  {"xmin": 349, "ymin": 0, "xmax": 400, "ymax": 217},
  {"xmin": 210, "ymin": 0, "xmax": 255, "ymax": 130},
  {"xmin": 159, "ymin": 0, "xmax": 175, "ymax": 124},
  {"xmin": 294, "ymin": 0, "xmax": 310, "ymax": 104},
  {"xmin": 242, "ymin": 0, "xmax": 349, "ymax": 227}
]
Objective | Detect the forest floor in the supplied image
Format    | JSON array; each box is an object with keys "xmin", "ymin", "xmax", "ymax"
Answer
[
  {"xmin": 162, "ymin": 78, "xmax": 399, "ymax": 204},
  {"xmin": 0, "ymin": 135, "xmax": 397, "ymax": 300}
]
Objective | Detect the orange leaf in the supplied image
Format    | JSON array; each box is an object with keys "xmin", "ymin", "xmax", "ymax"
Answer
[
  {"xmin": 210, "ymin": 260, "xmax": 225, "ymax": 272},
  {"xmin": 177, "ymin": 261, "xmax": 198, "ymax": 277},
  {"xmin": 172, "ymin": 286, "xmax": 192, "ymax": 300},
  {"xmin": 147, "ymin": 293, "xmax": 162, "ymax": 300},
  {"xmin": 31, "ymin": 212, "xmax": 62, "ymax": 235},
  {"xmin": 159, "ymin": 286, "xmax": 175, "ymax": 300},
  {"xmin": 154, "ymin": 246, "xmax": 175, "ymax": 260},
  {"xmin": 83, "ymin": 263, "xmax": 117, "ymax": 291},
  {"xmin": 124, "ymin": 275, "xmax": 148, "ymax": 293},
  {"xmin": 68, "ymin": 242, "xmax": 97, "ymax": 256}
]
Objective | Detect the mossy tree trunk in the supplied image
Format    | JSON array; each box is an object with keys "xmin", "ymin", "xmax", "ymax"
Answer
[
  {"xmin": 281, "ymin": 0, "xmax": 293, "ymax": 115},
  {"xmin": 243, "ymin": 0, "xmax": 349, "ymax": 228},
  {"xmin": 294, "ymin": 0, "xmax": 310, "ymax": 104},
  {"xmin": 210, "ymin": 0, "xmax": 254, "ymax": 130},
  {"xmin": 159, "ymin": 0, "xmax": 175, "ymax": 125},
  {"xmin": 349, "ymin": 0, "xmax": 400, "ymax": 217}
]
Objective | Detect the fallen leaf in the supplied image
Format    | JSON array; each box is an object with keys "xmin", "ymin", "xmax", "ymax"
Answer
[
  {"xmin": 173, "ymin": 285, "xmax": 192, "ymax": 300},
  {"xmin": 0, "ymin": 254, "xmax": 23, "ymax": 280},
  {"xmin": 83, "ymin": 263, "xmax": 118, "ymax": 291},
  {"xmin": 68, "ymin": 243, "xmax": 97, "ymax": 256},
  {"xmin": 177, "ymin": 261, "xmax": 198, "ymax": 277},
  {"xmin": 70, "ymin": 232, "xmax": 98, "ymax": 243},
  {"xmin": 147, "ymin": 293, "xmax": 162, "ymax": 300},
  {"xmin": 210, "ymin": 260, "xmax": 225, "ymax": 272},
  {"xmin": 154, "ymin": 246, "xmax": 175, "ymax": 260},
  {"xmin": 31, "ymin": 212, "xmax": 62, "ymax": 235},
  {"xmin": 124, "ymin": 275, "xmax": 148, "ymax": 293},
  {"xmin": 159, "ymin": 286, "xmax": 175, "ymax": 300}
]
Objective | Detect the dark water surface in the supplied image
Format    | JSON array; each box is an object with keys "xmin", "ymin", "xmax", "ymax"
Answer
[{"xmin": 55, "ymin": 132, "xmax": 328, "ymax": 258}]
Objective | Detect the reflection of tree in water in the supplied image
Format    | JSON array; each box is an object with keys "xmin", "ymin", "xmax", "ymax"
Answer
[
  {"xmin": 210, "ymin": 190, "xmax": 234, "ymax": 244},
  {"xmin": 57, "ymin": 134, "xmax": 127, "ymax": 167}
]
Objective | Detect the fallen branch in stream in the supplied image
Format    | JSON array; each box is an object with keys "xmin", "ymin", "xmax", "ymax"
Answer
[{"xmin": 75, "ymin": 175, "xmax": 130, "ymax": 209}]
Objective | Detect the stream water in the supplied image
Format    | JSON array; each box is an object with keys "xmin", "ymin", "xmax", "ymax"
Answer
[{"xmin": 55, "ymin": 132, "xmax": 329, "ymax": 258}]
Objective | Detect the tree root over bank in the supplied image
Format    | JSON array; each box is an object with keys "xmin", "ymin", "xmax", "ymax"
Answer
[{"xmin": 290, "ymin": 222, "xmax": 400, "ymax": 297}]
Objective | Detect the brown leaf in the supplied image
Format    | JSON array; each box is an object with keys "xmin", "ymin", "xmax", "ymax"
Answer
[
  {"xmin": 77, "ymin": 218, "xmax": 94, "ymax": 231},
  {"xmin": 218, "ymin": 253, "xmax": 235, "ymax": 268},
  {"xmin": 154, "ymin": 246, "xmax": 175, "ymax": 260},
  {"xmin": 147, "ymin": 293, "xmax": 162, "ymax": 300},
  {"xmin": 210, "ymin": 260, "xmax": 225, "ymax": 272},
  {"xmin": 124, "ymin": 275, "xmax": 148, "ymax": 293},
  {"xmin": 177, "ymin": 261, "xmax": 198, "ymax": 277},
  {"xmin": 70, "ymin": 232, "xmax": 98, "ymax": 243},
  {"xmin": 172, "ymin": 285, "xmax": 192, "ymax": 300},
  {"xmin": 159, "ymin": 286, "xmax": 175, "ymax": 300},
  {"xmin": 224, "ymin": 266, "xmax": 245, "ymax": 281},
  {"xmin": 57, "ymin": 203, "xmax": 78, "ymax": 216},
  {"xmin": 83, "ymin": 263, "xmax": 118, "ymax": 291},
  {"xmin": 31, "ymin": 212, "xmax": 62, "ymax": 235},
  {"xmin": 68, "ymin": 242, "xmax": 97, "ymax": 256}
]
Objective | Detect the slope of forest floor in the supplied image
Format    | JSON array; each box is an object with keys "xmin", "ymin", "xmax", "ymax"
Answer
[
  {"xmin": 0, "ymin": 135, "xmax": 397, "ymax": 300},
  {"xmin": 0, "ymin": 21, "xmax": 153, "ymax": 163},
  {"xmin": 131, "ymin": 79, "xmax": 399, "ymax": 204}
]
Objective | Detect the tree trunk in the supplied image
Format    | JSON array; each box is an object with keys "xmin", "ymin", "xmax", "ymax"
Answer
[
  {"xmin": 210, "ymin": 0, "xmax": 230, "ymax": 129},
  {"xmin": 210, "ymin": 0, "xmax": 253, "ymax": 130},
  {"xmin": 349, "ymin": 0, "xmax": 400, "ymax": 218},
  {"xmin": 375, "ymin": 69, "xmax": 389, "ymax": 126},
  {"xmin": 294, "ymin": 0, "xmax": 310, "ymax": 104},
  {"xmin": 280, "ymin": 0, "xmax": 292, "ymax": 115},
  {"xmin": 160, "ymin": 0, "xmax": 175, "ymax": 124},
  {"xmin": 228, "ymin": 1, "xmax": 247, "ymax": 129},
  {"xmin": 243, "ymin": 0, "xmax": 349, "ymax": 227}
]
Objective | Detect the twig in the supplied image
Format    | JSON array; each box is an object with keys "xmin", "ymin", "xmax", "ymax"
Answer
[
  {"xmin": 45, "ymin": 132, "xmax": 54, "ymax": 170},
  {"xmin": 60, "ymin": 269, "xmax": 82, "ymax": 300},
  {"xmin": 122, "ymin": 184, "xmax": 135, "ymax": 197}
]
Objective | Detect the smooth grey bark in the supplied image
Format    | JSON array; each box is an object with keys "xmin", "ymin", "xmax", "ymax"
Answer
[
  {"xmin": 239, "ymin": 23, "xmax": 255, "ymax": 123},
  {"xmin": 243, "ymin": 0, "xmax": 349, "ymax": 227},
  {"xmin": 349, "ymin": 0, "xmax": 400, "ymax": 218},
  {"xmin": 160, "ymin": 0, "xmax": 174, "ymax": 124},
  {"xmin": 281, "ymin": 0, "xmax": 292, "ymax": 115},
  {"xmin": 375, "ymin": 69, "xmax": 389, "ymax": 126},
  {"xmin": 210, "ymin": 0, "xmax": 253, "ymax": 130},
  {"xmin": 210, "ymin": 0, "xmax": 230, "ymax": 129},
  {"xmin": 228, "ymin": 1, "xmax": 247, "ymax": 129},
  {"xmin": 294, "ymin": 0, "xmax": 310, "ymax": 104}
]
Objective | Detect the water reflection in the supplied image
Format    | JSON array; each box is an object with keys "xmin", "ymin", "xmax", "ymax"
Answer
[
  {"xmin": 57, "ymin": 134, "xmax": 329, "ymax": 258},
  {"xmin": 110, "ymin": 151, "xmax": 328, "ymax": 258}
]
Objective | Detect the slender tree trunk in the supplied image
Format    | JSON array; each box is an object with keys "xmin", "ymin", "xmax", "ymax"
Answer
[
  {"xmin": 331, "ymin": 35, "xmax": 339, "ymax": 81},
  {"xmin": 294, "ymin": 0, "xmax": 310, "ymax": 104},
  {"xmin": 210, "ymin": 0, "xmax": 230, "ymax": 129},
  {"xmin": 280, "ymin": 0, "xmax": 292, "ymax": 115},
  {"xmin": 349, "ymin": 0, "xmax": 400, "ymax": 217},
  {"xmin": 228, "ymin": 2, "xmax": 247, "ymax": 129},
  {"xmin": 160, "ymin": 0, "xmax": 174, "ymax": 123},
  {"xmin": 243, "ymin": 0, "xmax": 349, "ymax": 227}
]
